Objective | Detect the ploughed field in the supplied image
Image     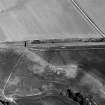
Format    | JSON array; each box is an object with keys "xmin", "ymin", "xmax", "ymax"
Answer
[{"xmin": 0, "ymin": 45, "xmax": 104, "ymax": 105}]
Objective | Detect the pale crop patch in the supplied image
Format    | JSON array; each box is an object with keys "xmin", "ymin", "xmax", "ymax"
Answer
[
  {"xmin": 7, "ymin": 76, "xmax": 20, "ymax": 87},
  {"xmin": 80, "ymin": 73, "xmax": 105, "ymax": 99},
  {"xmin": 64, "ymin": 64, "xmax": 79, "ymax": 78},
  {"xmin": 50, "ymin": 63, "xmax": 79, "ymax": 79}
]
